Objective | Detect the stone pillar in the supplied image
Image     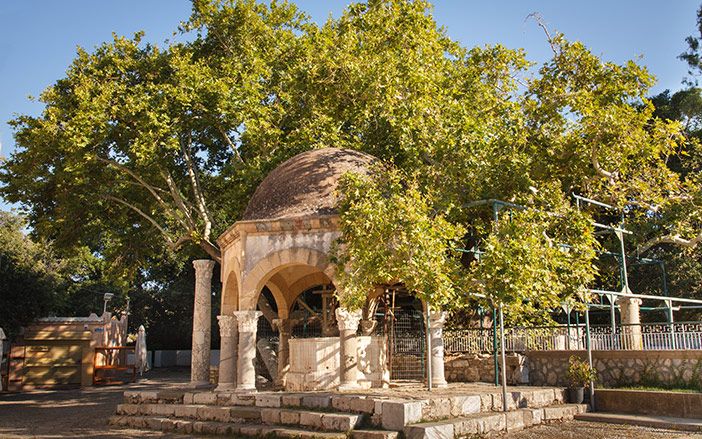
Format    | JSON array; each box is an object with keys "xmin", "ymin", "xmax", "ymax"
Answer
[
  {"xmin": 619, "ymin": 297, "xmax": 643, "ymax": 349},
  {"xmin": 335, "ymin": 307, "xmax": 362, "ymax": 390},
  {"xmin": 216, "ymin": 315, "xmax": 238, "ymax": 391},
  {"xmin": 191, "ymin": 259, "xmax": 215, "ymax": 387},
  {"xmin": 233, "ymin": 310, "xmax": 262, "ymax": 391},
  {"xmin": 273, "ymin": 318, "xmax": 292, "ymax": 387},
  {"xmin": 429, "ymin": 309, "xmax": 448, "ymax": 388}
]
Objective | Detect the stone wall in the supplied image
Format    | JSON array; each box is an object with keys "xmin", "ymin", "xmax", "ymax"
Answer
[
  {"xmin": 444, "ymin": 353, "xmax": 529, "ymax": 385},
  {"xmin": 527, "ymin": 350, "xmax": 702, "ymax": 388}
]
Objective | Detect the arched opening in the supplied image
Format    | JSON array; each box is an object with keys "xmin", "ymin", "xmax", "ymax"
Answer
[{"xmin": 245, "ymin": 258, "xmax": 335, "ymax": 389}]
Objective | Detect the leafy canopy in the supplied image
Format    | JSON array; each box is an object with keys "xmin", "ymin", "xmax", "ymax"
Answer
[
  {"xmin": 332, "ymin": 168, "xmax": 465, "ymax": 311},
  {"xmin": 1, "ymin": 0, "xmax": 699, "ymax": 321}
]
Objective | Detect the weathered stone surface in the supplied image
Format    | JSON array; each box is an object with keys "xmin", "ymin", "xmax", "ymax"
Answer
[
  {"xmin": 280, "ymin": 409, "xmax": 301, "ymax": 425},
  {"xmin": 454, "ymin": 417, "xmax": 479, "ymax": 436},
  {"xmin": 116, "ymin": 403, "xmax": 139, "ymax": 416},
  {"xmin": 543, "ymin": 404, "xmax": 579, "ymax": 421},
  {"xmin": 476, "ymin": 412, "xmax": 506, "ymax": 434},
  {"xmin": 230, "ymin": 406, "xmax": 262, "ymax": 420},
  {"xmin": 351, "ymin": 430, "xmax": 399, "ymax": 439},
  {"xmin": 449, "ymin": 395, "xmax": 481, "ymax": 417},
  {"xmin": 196, "ymin": 405, "xmax": 230, "ymax": 422},
  {"xmin": 282, "ymin": 394, "xmax": 303, "ymax": 407},
  {"xmin": 349, "ymin": 397, "xmax": 376, "ymax": 414},
  {"xmin": 382, "ymin": 400, "xmax": 424, "ymax": 431},
  {"xmin": 332, "ymin": 395, "xmax": 354, "ymax": 411},
  {"xmin": 191, "ymin": 260, "xmax": 214, "ymax": 386},
  {"xmin": 302, "ymin": 394, "xmax": 332, "ymax": 409},
  {"xmin": 174, "ymin": 404, "xmax": 200, "ymax": 418},
  {"xmin": 256, "ymin": 394, "xmax": 283, "ymax": 407},
  {"xmin": 192, "ymin": 392, "xmax": 217, "ymax": 405},
  {"xmin": 321, "ymin": 413, "xmax": 362, "ymax": 431},
  {"xmin": 505, "ymin": 410, "xmax": 526, "ymax": 431},
  {"xmin": 422, "ymin": 397, "xmax": 451, "ymax": 420},
  {"xmin": 261, "ymin": 408, "xmax": 282, "ymax": 424},
  {"xmin": 404, "ymin": 421, "xmax": 454, "ymax": 439},
  {"xmin": 174, "ymin": 419, "xmax": 193, "ymax": 434},
  {"xmin": 300, "ymin": 411, "xmax": 324, "ymax": 429}
]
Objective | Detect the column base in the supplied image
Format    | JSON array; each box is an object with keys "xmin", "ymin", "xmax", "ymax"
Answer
[
  {"xmin": 215, "ymin": 383, "xmax": 237, "ymax": 392},
  {"xmin": 189, "ymin": 380, "xmax": 212, "ymax": 389},
  {"xmin": 234, "ymin": 384, "xmax": 257, "ymax": 393},
  {"xmin": 432, "ymin": 380, "xmax": 448, "ymax": 388},
  {"xmin": 338, "ymin": 382, "xmax": 361, "ymax": 391}
]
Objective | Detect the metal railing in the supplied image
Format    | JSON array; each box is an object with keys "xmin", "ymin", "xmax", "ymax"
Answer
[{"xmin": 444, "ymin": 321, "xmax": 702, "ymax": 353}]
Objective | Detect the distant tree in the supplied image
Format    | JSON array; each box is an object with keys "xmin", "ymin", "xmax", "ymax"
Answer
[{"xmin": 0, "ymin": 211, "xmax": 65, "ymax": 337}]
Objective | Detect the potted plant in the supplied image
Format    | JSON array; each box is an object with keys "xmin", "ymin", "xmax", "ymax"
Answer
[{"xmin": 567, "ymin": 356, "xmax": 597, "ymax": 404}]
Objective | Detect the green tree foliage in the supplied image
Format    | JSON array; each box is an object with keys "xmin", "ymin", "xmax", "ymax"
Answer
[
  {"xmin": 0, "ymin": 212, "xmax": 124, "ymax": 337},
  {"xmin": 469, "ymin": 191, "xmax": 599, "ymax": 325},
  {"xmin": 0, "ymin": 212, "xmax": 65, "ymax": 337},
  {"xmin": 332, "ymin": 168, "xmax": 465, "ymax": 311},
  {"xmin": 1, "ymin": 0, "xmax": 700, "ymax": 322}
]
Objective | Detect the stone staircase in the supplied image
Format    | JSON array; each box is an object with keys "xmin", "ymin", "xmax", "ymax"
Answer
[{"xmin": 109, "ymin": 386, "xmax": 588, "ymax": 438}]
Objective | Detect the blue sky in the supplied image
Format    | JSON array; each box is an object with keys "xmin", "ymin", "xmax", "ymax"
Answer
[{"xmin": 0, "ymin": 0, "xmax": 699, "ymax": 211}]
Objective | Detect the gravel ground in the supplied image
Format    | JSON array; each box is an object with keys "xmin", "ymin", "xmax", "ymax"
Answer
[
  {"xmin": 1, "ymin": 370, "xmax": 699, "ymax": 438},
  {"xmin": 495, "ymin": 420, "xmax": 702, "ymax": 439}
]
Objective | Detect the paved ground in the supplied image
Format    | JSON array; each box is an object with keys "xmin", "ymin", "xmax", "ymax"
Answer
[
  {"xmin": 1, "ymin": 370, "xmax": 700, "ymax": 438},
  {"xmin": 0, "ymin": 369, "xmax": 191, "ymax": 438}
]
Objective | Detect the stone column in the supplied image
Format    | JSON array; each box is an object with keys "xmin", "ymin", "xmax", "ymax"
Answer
[
  {"xmin": 336, "ymin": 307, "xmax": 362, "ymax": 390},
  {"xmin": 191, "ymin": 259, "xmax": 215, "ymax": 387},
  {"xmin": 618, "ymin": 297, "xmax": 643, "ymax": 349},
  {"xmin": 429, "ymin": 309, "xmax": 448, "ymax": 388},
  {"xmin": 273, "ymin": 318, "xmax": 292, "ymax": 387},
  {"xmin": 215, "ymin": 315, "xmax": 238, "ymax": 391},
  {"xmin": 233, "ymin": 310, "xmax": 262, "ymax": 391}
]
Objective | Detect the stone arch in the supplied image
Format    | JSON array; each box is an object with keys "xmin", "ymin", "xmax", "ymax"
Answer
[
  {"xmin": 265, "ymin": 275, "xmax": 290, "ymax": 320},
  {"xmin": 286, "ymin": 271, "xmax": 335, "ymax": 313},
  {"xmin": 240, "ymin": 247, "xmax": 335, "ymax": 311},
  {"xmin": 221, "ymin": 261, "xmax": 240, "ymax": 315}
]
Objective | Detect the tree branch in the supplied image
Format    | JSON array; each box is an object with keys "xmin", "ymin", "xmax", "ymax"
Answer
[
  {"xmin": 638, "ymin": 233, "xmax": 702, "ymax": 254},
  {"xmin": 590, "ymin": 144, "xmax": 618, "ymax": 185},
  {"xmin": 162, "ymin": 170, "xmax": 197, "ymax": 230},
  {"xmin": 96, "ymin": 156, "xmax": 169, "ymax": 208},
  {"xmin": 103, "ymin": 194, "xmax": 174, "ymax": 246},
  {"xmin": 180, "ymin": 136, "xmax": 213, "ymax": 240},
  {"xmin": 215, "ymin": 124, "xmax": 244, "ymax": 162}
]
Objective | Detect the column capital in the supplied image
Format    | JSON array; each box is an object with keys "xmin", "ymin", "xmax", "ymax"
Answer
[
  {"xmin": 217, "ymin": 315, "xmax": 237, "ymax": 335},
  {"xmin": 335, "ymin": 307, "xmax": 362, "ymax": 332},
  {"xmin": 233, "ymin": 310, "xmax": 262, "ymax": 332},
  {"xmin": 428, "ymin": 309, "xmax": 447, "ymax": 329},
  {"xmin": 193, "ymin": 259, "xmax": 216, "ymax": 275},
  {"xmin": 616, "ymin": 296, "xmax": 642, "ymax": 306}
]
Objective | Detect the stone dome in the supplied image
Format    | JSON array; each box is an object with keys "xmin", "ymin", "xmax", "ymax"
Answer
[{"xmin": 242, "ymin": 148, "xmax": 377, "ymax": 221}]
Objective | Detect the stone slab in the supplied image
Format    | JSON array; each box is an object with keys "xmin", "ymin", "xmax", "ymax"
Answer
[
  {"xmin": 381, "ymin": 400, "xmax": 424, "ymax": 431},
  {"xmin": 404, "ymin": 421, "xmax": 454, "ymax": 439},
  {"xmin": 575, "ymin": 412, "xmax": 702, "ymax": 433}
]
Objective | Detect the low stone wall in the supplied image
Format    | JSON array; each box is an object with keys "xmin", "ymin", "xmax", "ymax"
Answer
[
  {"xmin": 445, "ymin": 353, "xmax": 529, "ymax": 385},
  {"xmin": 596, "ymin": 389, "xmax": 702, "ymax": 418},
  {"xmin": 527, "ymin": 350, "xmax": 702, "ymax": 388}
]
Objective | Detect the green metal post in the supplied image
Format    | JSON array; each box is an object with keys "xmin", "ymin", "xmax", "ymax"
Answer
[{"xmin": 493, "ymin": 308, "xmax": 499, "ymax": 386}]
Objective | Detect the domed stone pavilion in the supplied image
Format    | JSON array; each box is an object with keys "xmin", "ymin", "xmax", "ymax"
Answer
[{"xmin": 200, "ymin": 148, "xmax": 448, "ymax": 392}]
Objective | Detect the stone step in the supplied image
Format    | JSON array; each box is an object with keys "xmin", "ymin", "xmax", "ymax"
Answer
[
  {"xmin": 109, "ymin": 415, "xmax": 358, "ymax": 438},
  {"xmin": 116, "ymin": 402, "xmax": 262, "ymax": 422},
  {"xmin": 261, "ymin": 407, "xmax": 366, "ymax": 431},
  {"xmin": 403, "ymin": 403, "xmax": 588, "ymax": 438}
]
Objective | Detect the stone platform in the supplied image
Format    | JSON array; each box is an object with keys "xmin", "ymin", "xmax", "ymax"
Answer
[{"xmin": 109, "ymin": 383, "xmax": 588, "ymax": 438}]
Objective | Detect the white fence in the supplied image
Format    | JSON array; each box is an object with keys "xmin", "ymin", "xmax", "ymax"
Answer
[{"xmin": 444, "ymin": 322, "xmax": 702, "ymax": 353}]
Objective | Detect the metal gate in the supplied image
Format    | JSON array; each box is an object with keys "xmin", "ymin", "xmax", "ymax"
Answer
[{"xmin": 387, "ymin": 306, "xmax": 426, "ymax": 381}]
